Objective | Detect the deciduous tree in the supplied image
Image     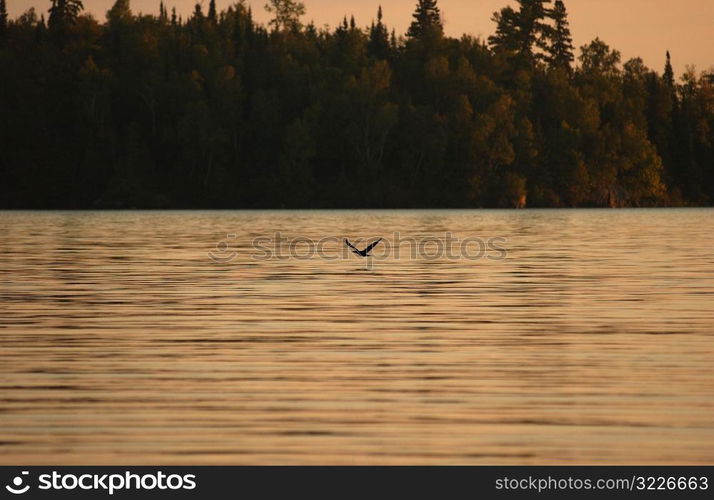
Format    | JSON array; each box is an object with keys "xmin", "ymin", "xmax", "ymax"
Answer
[{"xmin": 264, "ymin": 0, "xmax": 305, "ymax": 32}]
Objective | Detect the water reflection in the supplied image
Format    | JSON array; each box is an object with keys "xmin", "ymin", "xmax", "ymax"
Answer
[{"xmin": 1, "ymin": 209, "xmax": 713, "ymax": 464}]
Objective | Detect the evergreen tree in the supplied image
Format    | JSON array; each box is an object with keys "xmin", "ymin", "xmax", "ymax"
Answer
[
  {"xmin": 489, "ymin": 0, "xmax": 551, "ymax": 65},
  {"xmin": 48, "ymin": 0, "xmax": 84, "ymax": 33},
  {"xmin": 232, "ymin": 2, "xmax": 254, "ymax": 48},
  {"xmin": 368, "ymin": 6, "xmax": 390, "ymax": 60},
  {"xmin": 652, "ymin": 50, "xmax": 681, "ymax": 199},
  {"xmin": 193, "ymin": 2, "xmax": 203, "ymax": 20},
  {"xmin": 264, "ymin": 0, "xmax": 305, "ymax": 32},
  {"xmin": 335, "ymin": 16, "xmax": 348, "ymax": 39},
  {"xmin": 406, "ymin": 0, "xmax": 443, "ymax": 40},
  {"xmin": 663, "ymin": 50, "xmax": 675, "ymax": 88},
  {"xmin": 545, "ymin": 0, "xmax": 574, "ymax": 71},
  {"xmin": 208, "ymin": 0, "xmax": 217, "ymax": 23},
  {"xmin": 489, "ymin": 6, "xmax": 519, "ymax": 52}
]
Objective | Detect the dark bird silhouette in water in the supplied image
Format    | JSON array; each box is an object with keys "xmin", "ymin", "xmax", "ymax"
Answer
[{"xmin": 345, "ymin": 238, "xmax": 383, "ymax": 257}]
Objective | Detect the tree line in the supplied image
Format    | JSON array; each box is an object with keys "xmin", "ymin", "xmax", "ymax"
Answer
[{"xmin": 0, "ymin": 0, "xmax": 712, "ymax": 208}]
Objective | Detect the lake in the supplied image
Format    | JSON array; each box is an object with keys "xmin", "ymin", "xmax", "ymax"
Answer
[{"xmin": 1, "ymin": 209, "xmax": 713, "ymax": 464}]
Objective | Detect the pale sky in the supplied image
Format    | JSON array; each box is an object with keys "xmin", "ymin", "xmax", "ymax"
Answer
[{"xmin": 9, "ymin": 0, "xmax": 713, "ymax": 75}]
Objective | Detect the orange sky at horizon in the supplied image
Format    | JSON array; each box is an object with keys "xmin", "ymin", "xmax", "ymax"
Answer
[{"xmin": 8, "ymin": 0, "xmax": 713, "ymax": 76}]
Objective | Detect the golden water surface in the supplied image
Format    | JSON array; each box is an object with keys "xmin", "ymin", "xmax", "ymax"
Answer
[{"xmin": 1, "ymin": 209, "xmax": 713, "ymax": 464}]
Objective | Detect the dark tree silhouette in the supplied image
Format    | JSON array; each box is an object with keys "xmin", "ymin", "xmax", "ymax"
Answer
[
  {"xmin": 48, "ymin": 0, "xmax": 83, "ymax": 40},
  {"xmin": 406, "ymin": 0, "xmax": 443, "ymax": 40},
  {"xmin": 48, "ymin": 0, "xmax": 83, "ymax": 27},
  {"xmin": 192, "ymin": 2, "xmax": 203, "ymax": 20},
  {"xmin": 664, "ymin": 50, "xmax": 675, "ymax": 88},
  {"xmin": 0, "ymin": 0, "xmax": 711, "ymax": 209},
  {"xmin": 208, "ymin": 0, "xmax": 217, "ymax": 23},
  {"xmin": 490, "ymin": 0, "xmax": 551, "ymax": 65},
  {"xmin": 265, "ymin": 0, "xmax": 305, "ymax": 32},
  {"xmin": 545, "ymin": 0, "xmax": 574, "ymax": 71},
  {"xmin": 368, "ymin": 6, "xmax": 390, "ymax": 60},
  {"xmin": 489, "ymin": 6, "xmax": 519, "ymax": 52}
]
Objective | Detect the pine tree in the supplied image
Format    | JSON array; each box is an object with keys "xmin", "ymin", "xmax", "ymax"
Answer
[
  {"xmin": 193, "ymin": 2, "xmax": 203, "ymax": 20},
  {"xmin": 406, "ymin": 0, "xmax": 443, "ymax": 40},
  {"xmin": 233, "ymin": 2, "xmax": 254, "ymax": 48},
  {"xmin": 663, "ymin": 50, "xmax": 675, "ymax": 88},
  {"xmin": 368, "ymin": 6, "xmax": 390, "ymax": 59},
  {"xmin": 336, "ymin": 15, "xmax": 348, "ymax": 38},
  {"xmin": 489, "ymin": 6, "xmax": 520, "ymax": 52},
  {"xmin": 159, "ymin": 1, "xmax": 167, "ymax": 23},
  {"xmin": 489, "ymin": 0, "xmax": 551, "ymax": 65},
  {"xmin": 208, "ymin": 0, "xmax": 217, "ymax": 23},
  {"xmin": 545, "ymin": 0, "xmax": 574, "ymax": 70},
  {"xmin": 48, "ymin": 0, "xmax": 84, "ymax": 32}
]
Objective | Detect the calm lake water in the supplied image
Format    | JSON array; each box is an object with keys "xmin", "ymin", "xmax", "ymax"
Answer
[{"xmin": 1, "ymin": 209, "xmax": 713, "ymax": 465}]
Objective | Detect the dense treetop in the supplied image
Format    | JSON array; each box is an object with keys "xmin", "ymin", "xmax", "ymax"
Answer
[{"xmin": 0, "ymin": 0, "xmax": 712, "ymax": 208}]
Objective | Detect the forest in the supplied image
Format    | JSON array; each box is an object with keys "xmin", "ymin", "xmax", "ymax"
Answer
[{"xmin": 0, "ymin": 0, "xmax": 712, "ymax": 208}]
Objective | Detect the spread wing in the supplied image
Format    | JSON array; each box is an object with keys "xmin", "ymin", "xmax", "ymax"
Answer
[
  {"xmin": 345, "ymin": 239, "xmax": 361, "ymax": 254},
  {"xmin": 364, "ymin": 238, "xmax": 383, "ymax": 254}
]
